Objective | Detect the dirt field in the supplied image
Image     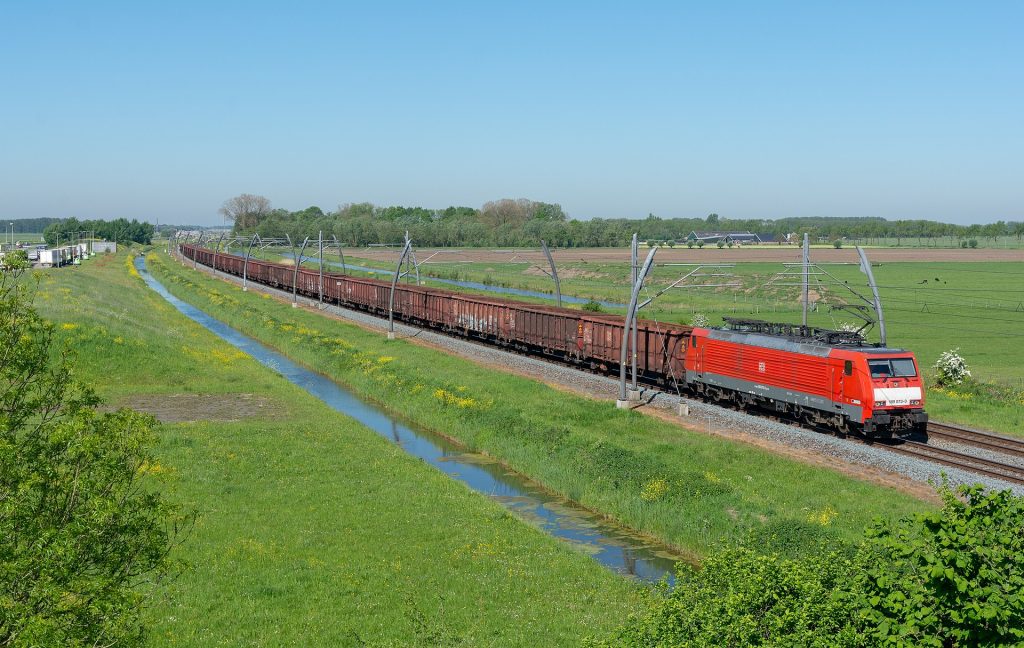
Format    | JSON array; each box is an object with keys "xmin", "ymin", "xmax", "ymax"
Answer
[
  {"xmin": 115, "ymin": 392, "xmax": 283, "ymax": 423},
  {"xmin": 345, "ymin": 246, "xmax": 1024, "ymax": 265}
]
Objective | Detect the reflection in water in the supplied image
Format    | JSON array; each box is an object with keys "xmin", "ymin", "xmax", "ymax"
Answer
[{"xmin": 138, "ymin": 255, "xmax": 681, "ymax": 583}]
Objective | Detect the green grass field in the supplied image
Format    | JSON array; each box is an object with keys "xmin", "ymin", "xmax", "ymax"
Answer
[
  {"xmin": 34, "ymin": 251, "xmax": 647, "ymax": 646},
  {"xmin": 149, "ymin": 250, "xmax": 931, "ymax": 560},
  {"xmin": 281, "ymin": 250, "xmax": 1021, "ymax": 436}
]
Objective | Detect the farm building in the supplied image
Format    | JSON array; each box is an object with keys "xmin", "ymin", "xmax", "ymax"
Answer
[
  {"xmin": 93, "ymin": 241, "xmax": 117, "ymax": 253},
  {"xmin": 686, "ymin": 231, "xmax": 764, "ymax": 245}
]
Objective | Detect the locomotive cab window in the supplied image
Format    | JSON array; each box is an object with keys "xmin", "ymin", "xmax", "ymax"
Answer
[
  {"xmin": 869, "ymin": 360, "xmax": 892, "ymax": 378},
  {"xmin": 844, "ymin": 360, "xmax": 852, "ymax": 376},
  {"xmin": 890, "ymin": 358, "xmax": 917, "ymax": 377},
  {"xmin": 869, "ymin": 358, "xmax": 917, "ymax": 378}
]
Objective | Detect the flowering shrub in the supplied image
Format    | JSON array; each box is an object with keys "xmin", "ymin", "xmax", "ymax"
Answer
[
  {"xmin": 934, "ymin": 348, "xmax": 972, "ymax": 386},
  {"xmin": 690, "ymin": 313, "xmax": 709, "ymax": 328}
]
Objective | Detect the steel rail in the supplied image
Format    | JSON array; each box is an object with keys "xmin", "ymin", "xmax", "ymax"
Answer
[
  {"xmin": 926, "ymin": 422, "xmax": 1024, "ymax": 460},
  {"xmin": 883, "ymin": 441, "xmax": 1024, "ymax": 485}
]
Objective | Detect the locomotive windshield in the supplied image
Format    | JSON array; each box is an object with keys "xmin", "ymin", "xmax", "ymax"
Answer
[{"xmin": 869, "ymin": 358, "xmax": 917, "ymax": 378}]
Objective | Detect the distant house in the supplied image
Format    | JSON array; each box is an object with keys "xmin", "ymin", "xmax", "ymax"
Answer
[{"xmin": 686, "ymin": 231, "xmax": 763, "ymax": 245}]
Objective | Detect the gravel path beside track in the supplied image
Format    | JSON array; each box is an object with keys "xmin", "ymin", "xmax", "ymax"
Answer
[{"xmin": 173, "ymin": 252, "xmax": 1024, "ymax": 498}]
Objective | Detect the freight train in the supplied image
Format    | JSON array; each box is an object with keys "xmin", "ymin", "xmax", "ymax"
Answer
[{"xmin": 178, "ymin": 244, "xmax": 928, "ymax": 438}]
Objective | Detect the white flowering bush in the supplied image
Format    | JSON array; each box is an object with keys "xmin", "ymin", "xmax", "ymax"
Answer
[
  {"xmin": 691, "ymin": 313, "xmax": 709, "ymax": 328},
  {"xmin": 837, "ymin": 321, "xmax": 860, "ymax": 333},
  {"xmin": 934, "ymin": 348, "xmax": 972, "ymax": 386}
]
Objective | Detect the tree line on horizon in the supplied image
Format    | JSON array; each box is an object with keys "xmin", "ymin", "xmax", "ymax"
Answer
[
  {"xmin": 14, "ymin": 198, "xmax": 1023, "ymax": 248},
  {"xmin": 217, "ymin": 194, "xmax": 1024, "ymax": 248}
]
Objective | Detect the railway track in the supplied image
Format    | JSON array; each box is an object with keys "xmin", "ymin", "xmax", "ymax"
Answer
[
  {"xmin": 926, "ymin": 421, "xmax": 1024, "ymax": 460},
  {"xmin": 884, "ymin": 439, "xmax": 1024, "ymax": 486}
]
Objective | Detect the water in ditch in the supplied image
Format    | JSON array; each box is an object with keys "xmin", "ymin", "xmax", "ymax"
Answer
[{"xmin": 137, "ymin": 255, "xmax": 682, "ymax": 583}]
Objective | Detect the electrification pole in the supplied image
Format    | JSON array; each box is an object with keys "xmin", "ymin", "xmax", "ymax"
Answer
[
  {"xmin": 292, "ymin": 237, "xmax": 309, "ymax": 307},
  {"xmin": 630, "ymin": 233, "xmax": 639, "ymax": 395},
  {"xmin": 802, "ymin": 233, "xmax": 810, "ymax": 327},
  {"xmin": 388, "ymin": 239, "xmax": 413, "ymax": 339},
  {"xmin": 856, "ymin": 246, "xmax": 887, "ymax": 346},
  {"xmin": 540, "ymin": 240, "xmax": 562, "ymax": 308},
  {"xmin": 617, "ymin": 247, "xmax": 658, "ymax": 408}
]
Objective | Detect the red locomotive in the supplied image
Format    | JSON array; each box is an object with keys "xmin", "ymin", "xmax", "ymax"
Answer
[
  {"xmin": 179, "ymin": 244, "xmax": 927, "ymax": 438},
  {"xmin": 685, "ymin": 319, "xmax": 927, "ymax": 437}
]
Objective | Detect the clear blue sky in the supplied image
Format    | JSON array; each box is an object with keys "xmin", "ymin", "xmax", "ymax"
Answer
[{"xmin": 1, "ymin": 1, "xmax": 1020, "ymax": 225}]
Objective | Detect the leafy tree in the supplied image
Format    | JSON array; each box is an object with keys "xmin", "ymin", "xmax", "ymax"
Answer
[
  {"xmin": 0, "ymin": 260, "xmax": 189, "ymax": 646},
  {"xmin": 530, "ymin": 201, "xmax": 567, "ymax": 222},
  {"xmin": 220, "ymin": 193, "xmax": 272, "ymax": 230},
  {"xmin": 856, "ymin": 484, "xmax": 1024, "ymax": 646},
  {"xmin": 43, "ymin": 218, "xmax": 154, "ymax": 247}
]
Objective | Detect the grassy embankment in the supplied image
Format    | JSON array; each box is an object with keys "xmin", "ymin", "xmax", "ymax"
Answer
[
  {"xmin": 307, "ymin": 253, "xmax": 1023, "ymax": 436},
  {"xmin": 151, "ymin": 251, "xmax": 931, "ymax": 560},
  {"xmin": 35, "ymin": 251, "xmax": 645, "ymax": 646}
]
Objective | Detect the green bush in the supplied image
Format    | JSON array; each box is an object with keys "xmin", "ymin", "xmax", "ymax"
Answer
[
  {"xmin": 595, "ymin": 483, "xmax": 1024, "ymax": 647},
  {"xmin": 581, "ymin": 299, "xmax": 604, "ymax": 312},
  {"xmin": 856, "ymin": 484, "xmax": 1024, "ymax": 646},
  {"xmin": 591, "ymin": 547, "xmax": 864, "ymax": 647}
]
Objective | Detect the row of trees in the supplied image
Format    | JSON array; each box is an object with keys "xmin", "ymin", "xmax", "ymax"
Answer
[
  {"xmin": 219, "ymin": 195, "xmax": 1024, "ymax": 248},
  {"xmin": 42, "ymin": 217, "xmax": 155, "ymax": 246}
]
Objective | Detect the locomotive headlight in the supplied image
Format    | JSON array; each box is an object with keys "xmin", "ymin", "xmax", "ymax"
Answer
[
  {"xmin": 910, "ymin": 399, "xmax": 921, "ymax": 405},
  {"xmin": 874, "ymin": 401, "xmax": 885, "ymax": 407}
]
